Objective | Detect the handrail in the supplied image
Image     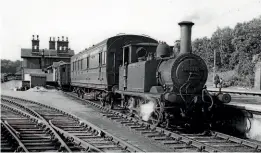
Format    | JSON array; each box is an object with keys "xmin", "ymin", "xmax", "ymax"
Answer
[{"xmin": 1, "ymin": 120, "xmax": 29, "ymax": 152}]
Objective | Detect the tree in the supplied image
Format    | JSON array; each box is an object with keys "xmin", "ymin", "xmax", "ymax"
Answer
[
  {"xmin": 210, "ymin": 27, "xmax": 234, "ymax": 70},
  {"xmin": 1, "ymin": 59, "xmax": 21, "ymax": 74}
]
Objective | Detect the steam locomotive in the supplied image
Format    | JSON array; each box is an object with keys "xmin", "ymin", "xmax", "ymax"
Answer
[{"xmin": 59, "ymin": 21, "xmax": 231, "ymax": 130}]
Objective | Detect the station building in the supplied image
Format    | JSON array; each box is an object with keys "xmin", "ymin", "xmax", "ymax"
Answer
[{"xmin": 21, "ymin": 35, "xmax": 74, "ymax": 87}]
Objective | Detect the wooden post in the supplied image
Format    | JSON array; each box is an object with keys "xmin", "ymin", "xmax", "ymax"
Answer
[{"xmin": 213, "ymin": 50, "xmax": 216, "ymax": 87}]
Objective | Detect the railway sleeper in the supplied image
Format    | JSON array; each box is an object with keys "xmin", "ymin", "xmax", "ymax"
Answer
[
  {"xmin": 71, "ymin": 133, "xmax": 94, "ymax": 136},
  {"xmin": 22, "ymin": 142, "xmax": 55, "ymax": 146},
  {"xmin": 89, "ymin": 141, "xmax": 115, "ymax": 145},
  {"xmin": 1, "ymin": 146, "xmax": 13, "ymax": 152},
  {"xmin": 25, "ymin": 146, "xmax": 58, "ymax": 152},
  {"xmin": 20, "ymin": 133, "xmax": 49, "ymax": 137},
  {"xmin": 77, "ymin": 135, "xmax": 102, "ymax": 139},
  {"xmin": 20, "ymin": 136, "xmax": 51, "ymax": 140},
  {"xmin": 19, "ymin": 131, "xmax": 46, "ymax": 134},
  {"xmin": 22, "ymin": 139, "xmax": 52, "ymax": 143},
  {"xmin": 58, "ymin": 125, "xmax": 83, "ymax": 128},
  {"xmin": 9, "ymin": 124, "xmax": 37, "ymax": 129},
  {"xmin": 174, "ymin": 148, "xmax": 199, "ymax": 152},
  {"xmin": 61, "ymin": 128, "xmax": 87, "ymax": 131},
  {"xmin": 146, "ymin": 133, "xmax": 166, "ymax": 138},
  {"xmin": 219, "ymin": 146, "xmax": 257, "ymax": 152},
  {"xmin": 102, "ymin": 149, "xmax": 129, "ymax": 152}
]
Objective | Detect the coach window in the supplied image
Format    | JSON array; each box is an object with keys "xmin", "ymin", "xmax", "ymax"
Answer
[
  {"xmin": 80, "ymin": 59, "xmax": 83, "ymax": 70},
  {"xmin": 99, "ymin": 52, "xmax": 102, "ymax": 66},
  {"xmin": 87, "ymin": 56, "xmax": 90, "ymax": 68},
  {"xmin": 102, "ymin": 52, "xmax": 106, "ymax": 65},
  {"xmin": 77, "ymin": 60, "xmax": 80, "ymax": 71}
]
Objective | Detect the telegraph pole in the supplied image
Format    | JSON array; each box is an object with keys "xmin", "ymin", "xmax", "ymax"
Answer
[{"xmin": 213, "ymin": 49, "xmax": 216, "ymax": 86}]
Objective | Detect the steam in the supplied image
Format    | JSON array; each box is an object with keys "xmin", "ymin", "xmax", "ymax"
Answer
[
  {"xmin": 246, "ymin": 115, "xmax": 261, "ymax": 141},
  {"xmin": 181, "ymin": 10, "xmax": 216, "ymax": 25},
  {"xmin": 140, "ymin": 95, "xmax": 156, "ymax": 121}
]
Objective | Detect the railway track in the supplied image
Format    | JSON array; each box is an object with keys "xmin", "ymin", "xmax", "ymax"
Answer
[
  {"xmin": 1, "ymin": 95, "xmax": 143, "ymax": 152},
  {"xmin": 2, "ymin": 94, "xmax": 261, "ymax": 152},
  {"xmin": 1, "ymin": 104, "xmax": 75, "ymax": 152},
  {"xmin": 63, "ymin": 92, "xmax": 261, "ymax": 152}
]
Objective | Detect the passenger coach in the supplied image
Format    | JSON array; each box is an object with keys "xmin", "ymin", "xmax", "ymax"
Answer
[{"xmin": 70, "ymin": 35, "xmax": 158, "ymax": 99}]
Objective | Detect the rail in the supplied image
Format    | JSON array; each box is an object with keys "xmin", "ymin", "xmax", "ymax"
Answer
[
  {"xmin": 2, "ymin": 95, "xmax": 144, "ymax": 152},
  {"xmin": 1, "ymin": 103, "xmax": 72, "ymax": 152},
  {"xmin": 1, "ymin": 120, "xmax": 28, "ymax": 152},
  {"xmin": 65, "ymin": 91, "xmax": 261, "ymax": 152},
  {"xmin": 49, "ymin": 120, "xmax": 103, "ymax": 152}
]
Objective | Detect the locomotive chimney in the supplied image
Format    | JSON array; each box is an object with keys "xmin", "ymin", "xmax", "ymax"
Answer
[{"xmin": 178, "ymin": 21, "xmax": 194, "ymax": 54}]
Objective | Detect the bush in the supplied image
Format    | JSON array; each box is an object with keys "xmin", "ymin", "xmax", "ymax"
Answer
[{"xmin": 223, "ymin": 74, "xmax": 254, "ymax": 88}]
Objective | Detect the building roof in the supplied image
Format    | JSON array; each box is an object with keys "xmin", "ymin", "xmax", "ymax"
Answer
[
  {"xmin": 30, "ymin": 73, "xmax": 47, "ymax": 77},
  {"xmin": 23, "ymin": 68, "xmax": 44, "ymax": 74},
  {"xmin": 21, "ymin": 48, "xmax": 75, "ymax": 58},
  {"xmin": 46, "ymin": 61, "xmax": 69, "ymax": 69}
]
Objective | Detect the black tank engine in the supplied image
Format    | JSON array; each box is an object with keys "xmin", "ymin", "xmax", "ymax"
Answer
[{"xmin": 67, "ymin": 21, "xmax": 231, "ymax": 130}]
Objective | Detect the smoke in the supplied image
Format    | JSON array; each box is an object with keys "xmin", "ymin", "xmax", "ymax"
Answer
[
  {"xmin": 140, "ymin": 95, "xmax": 157, "ymax": 121},
  {"xmin": 181, "ymin": 10, "xmax": 217, "ymax": 26},
  {"xmin": 246, "ymin": 114, "xmax": 261, "ymax": 141}
]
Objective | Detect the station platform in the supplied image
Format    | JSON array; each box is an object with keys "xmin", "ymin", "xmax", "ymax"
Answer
[{"xmin": 207, "ymin": 86, "xmax": 261, "ymax": 113}]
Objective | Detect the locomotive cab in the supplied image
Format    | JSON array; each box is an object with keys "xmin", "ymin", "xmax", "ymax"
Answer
[{"xmin": 122, "ymin": 43, "xmax": 158, "ymax": 64}]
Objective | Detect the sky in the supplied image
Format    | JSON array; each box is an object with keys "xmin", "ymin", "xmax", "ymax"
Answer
[{"xmin": 1, "ymin": 0, "xmax": 261, "ymax": 61}]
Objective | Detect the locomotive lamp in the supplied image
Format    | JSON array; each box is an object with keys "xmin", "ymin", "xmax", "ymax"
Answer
[{"xmin": 178, "ymin": 21, "xmax": 194, "ymax": 54}]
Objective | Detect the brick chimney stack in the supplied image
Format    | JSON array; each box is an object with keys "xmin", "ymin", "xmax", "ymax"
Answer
[
  {"xmin": 49, "ymin": 37, "xmax": 56, "ymax": 50},
  {"xmin": 32, "ymin": 35, "xmax": 40, "ymax": 52}
]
